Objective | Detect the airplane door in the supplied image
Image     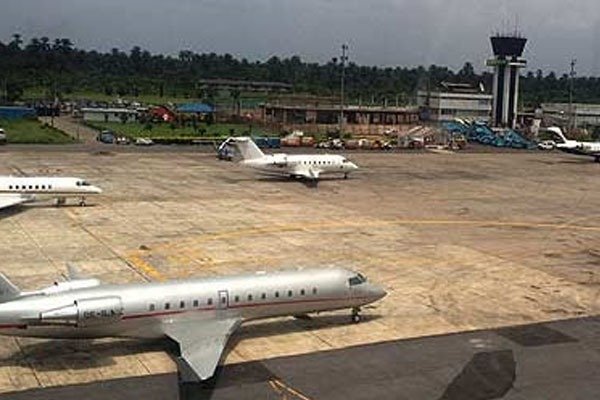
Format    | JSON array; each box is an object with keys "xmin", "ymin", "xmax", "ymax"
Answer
[{"xmin": 217, "ymin": 290, "xmax": 229, "ymax": 310}]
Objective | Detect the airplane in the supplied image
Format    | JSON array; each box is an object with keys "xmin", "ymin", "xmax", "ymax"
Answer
[
  {"xmin": 548, "ymin": 126, "xmax": 600, "ymax": 162},
  {"xmin": 0, "ymin": 176, "xmax": 102, "ymax": 209},
  {"xmin": 223, "ymin": 137, "xmax": 359, "ymax": 181},
  {"xmin": 0, "ymin": 267, "xmax": 386, "ymax": 382}
]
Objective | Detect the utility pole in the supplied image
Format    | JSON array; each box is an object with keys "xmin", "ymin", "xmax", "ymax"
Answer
[
  {"xmin": 569, "ymin": 58, "xmax": 576, "ymax": 132},
  {"xmin": 339, "ymin": 44, "xmax": 348, "ymax": 137}
]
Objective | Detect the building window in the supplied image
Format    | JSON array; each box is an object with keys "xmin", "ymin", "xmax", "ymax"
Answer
[
  {"xmin": 300, "ymin": 289, "xmax": 305, "ymax": 296},
  {"xmin": 208, "ymin": 298, "xmax": 213, "ymax": 305},
  {"xmin": 275, "ymin": 291, "xmax": 279, "ymax": 298},
  {"xmin": 165, "ymin": 302, "xmax": 170, "ymax": 310},
  {"xmin": 261, "ymin": 293, "xmax": 266, "ymax": 300},
  {"xmin": 288, "ymin": 290, "xmax": 293, "ymax": 297},
  {"xmin": 234, "ymin": 295, "xmax": 240, "ymax": 302},
  {"xmin": 193, "ymin": 300, "xmax": 199, "ymax": 307},
  {"xmin": 149, "ymin": 304, "xmax": 155, "ymax": 311},
  {"xmin": 248, "ymin": 294, "xmax": 253, "ymax": 301},
  {"xmin": 180, "ymin": 301, "xmax": 185, "ymax": 309},
  {"xmin": 312, "ymin": 287, "xmax": 317, "ymax": 295}
]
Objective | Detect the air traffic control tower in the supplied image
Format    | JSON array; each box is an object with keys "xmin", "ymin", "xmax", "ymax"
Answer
[{"xmin": 486, "ymin": 34, "xmax": 527, "ymax": 128}]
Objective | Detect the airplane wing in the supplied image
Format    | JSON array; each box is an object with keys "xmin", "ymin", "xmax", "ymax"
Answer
[
  {"xmin": 0, "ymin": 194, "xmax": 32, "ymax": 210},
  {"xmin": 163, "ymin": 317, "xmax": 242, "ymax": 382},
  {"xmin": 291, "ymin": 165, "xmax": 321, "ymax": 180}
]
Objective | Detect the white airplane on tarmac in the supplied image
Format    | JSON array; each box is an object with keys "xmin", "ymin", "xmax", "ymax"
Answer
[
  {"xmin": 0, "ymin": 267, "xmax": 386, "ymax": 381},
  {"xmin": 548, "ymin": 126, "xmax": 600, "ymax": 162},
  {"xmin": 224, "ymin": 137, "xmax": 359, "ymax": 181},
  {"xmin": 0, "ymin": 176, "xmax": 102, "ymax": 209}
]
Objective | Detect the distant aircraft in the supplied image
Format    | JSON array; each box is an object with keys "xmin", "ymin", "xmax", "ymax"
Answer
[
  {"xmin": 0, "ymin": 267, "xmax": 386, "ymax": 381},
  {"xmin": 549, "ymin": 126, "xmax": 600, "ymax": 162},
  {"xmin": 224, "ymin": 137, "xmax": 359, "ymax": 181},
  {"xmin": 0, "ymin": 176, "xmax": 102, "ymax": 209}
]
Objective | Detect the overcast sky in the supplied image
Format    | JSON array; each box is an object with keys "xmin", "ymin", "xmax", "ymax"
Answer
[{"xmin": 1, "ymin": 0, "xmax": 600, "ymax": 76}]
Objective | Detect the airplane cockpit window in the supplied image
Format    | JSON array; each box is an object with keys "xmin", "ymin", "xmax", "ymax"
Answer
[
  {"xmin": 78, "ymin": 180, "xmax": 91, "ymax": 186},
  {"xmin": 349, "ymin": 273, "xmax": 367, "ymax": 286}
]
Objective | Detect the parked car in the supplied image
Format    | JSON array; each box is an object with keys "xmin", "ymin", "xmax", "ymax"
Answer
[
  {"xmin": 537, "ymin": 140, "xmax": 556, "ymax": 150},
  {"xmin": 135, "ymin": 137, "xmax": 154, "ymax": 146},
  {"xmin": 0, "ymin": 128, "xmax": 6, "ymax": 145},
  {"xmin": 115, "ymin": 136, "xmax": 131, "ymax": 145},
  {"xmin": 96, "ymin": 130, "xmax": 115, "ymax": 144}
]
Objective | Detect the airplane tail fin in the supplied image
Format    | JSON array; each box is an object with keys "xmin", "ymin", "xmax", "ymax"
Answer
[
  {"xmin": 0, "ymin": 273, "xmax": 20, "ymax": 303},
  {"xmin": 547, "ymin": 126, "xmax": 569, "ymax": 143},
  {"xmin": 229, "ymin": 137, "xmax": 265, "ymax": 161}
]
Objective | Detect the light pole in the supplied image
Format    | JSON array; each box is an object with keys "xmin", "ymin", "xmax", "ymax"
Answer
[
  {"xmin": 339, "ymin": 44, "xmax": 348, "ymax": 137},
  {"xmin": 569, "ymin": 58, "xmax": 576, "ymax": 132}
]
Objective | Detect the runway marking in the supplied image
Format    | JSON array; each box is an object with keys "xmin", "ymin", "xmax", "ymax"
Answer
[
  {"xmin": 269, "ymin": 377, "xmax": 313, "ymax": 400},
  {"xmin": 137, "ymin": 217, "xmax": 600, "ymax": 254},
  {"xmin": 126, "ymin": 254, "xmax": 166, "ymax": 282}
]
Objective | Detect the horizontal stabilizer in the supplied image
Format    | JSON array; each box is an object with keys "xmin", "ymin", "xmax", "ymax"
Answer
[{"xmin": 0, "ymin": 273, "xmax": 20, "ymax": 303}]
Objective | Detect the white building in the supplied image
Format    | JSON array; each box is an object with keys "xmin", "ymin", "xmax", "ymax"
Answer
[
  {"xmin": 81, "ymin": 108, "xmax": 139, "ymax": 124},
  {"xmin": 542, "ymin": 103, "xmax": 600, "ymax": 128},
  {"xmin": 417, "ymin": 90, "xmax": 492, "ymax": 123}
]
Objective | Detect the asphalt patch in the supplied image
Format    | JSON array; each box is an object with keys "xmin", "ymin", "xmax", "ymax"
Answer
[{"xmin": 495, "ymin": 323, "xmax": 577, "ymax": 347}]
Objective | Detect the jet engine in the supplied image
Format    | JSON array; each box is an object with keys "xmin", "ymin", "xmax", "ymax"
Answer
[
  {"xmin": 39, "ymin": 279, "xmax": 102, "ymax": 295},
  {"xmin": 39, "ymin": 296, "xmax": 123, "ymax": 327},
  {"xmin": 271, "ymin": 154, "xmax": 288, "ymax": 167}
]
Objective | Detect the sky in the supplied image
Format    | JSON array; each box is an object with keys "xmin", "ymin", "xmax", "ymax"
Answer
[{"xmin": 1, "ymin": 0, "xmax": 600, "ymax": 76}]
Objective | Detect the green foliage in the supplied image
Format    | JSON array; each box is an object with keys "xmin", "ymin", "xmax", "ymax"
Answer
[
  {"xmin": 0, "ymin": 118, "xmax": 74, "ymax": 144},
  {"xmin": 1, "ymin": 34, "xmax": 599, "ymax": 107}
]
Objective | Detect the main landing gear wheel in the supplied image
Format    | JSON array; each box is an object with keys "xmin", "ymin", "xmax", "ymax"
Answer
[
  {"xmin": 344, "ymin": 173, "xmax": 349, "ymax": 179},
  {"xmin": 55, "ymin": 197, "xmax": 66, "ymax": 207},
  {"xmin": 351, "ymin": 308, "xmax": 361, "ymax": 323}
]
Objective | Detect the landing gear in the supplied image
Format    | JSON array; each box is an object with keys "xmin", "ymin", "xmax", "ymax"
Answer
[
  {"xmin": 55, "ymin": 197, "xmax": 66, "ymax": 207},
  {"xmin": 351, "ymin": 307, "xmax": 361, "ymax": 323},
  {"xmin": 595, "ymin": 156, "xmax": 600, "ymax": 163},
  {"xmin": 79, "ymin": 196, "xmax": 87, "ymax": 207},
  {"xmin": 344, "ymin": 172, "xmax": 349, "ymax": 179}
]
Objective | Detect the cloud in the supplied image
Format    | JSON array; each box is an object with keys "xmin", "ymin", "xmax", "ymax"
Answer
[{"xmin": 1, "ymin": 0, "xmax": 599, "ymax": 75}]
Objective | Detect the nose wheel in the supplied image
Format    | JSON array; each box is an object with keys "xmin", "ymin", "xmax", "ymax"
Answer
[
  {"xmin": 344, "ymin": 173, "xmax": 348, "ymax": 179},
  {"xmin": 351, "ymin": 307, "xmax": 361, "ymax": 323},
  {"xmin": 79, "ymin": 196, "xmax": 87, "ymax": 207}
]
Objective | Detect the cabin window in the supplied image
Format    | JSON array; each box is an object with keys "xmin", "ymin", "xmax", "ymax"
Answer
[
  {"xmin": 35, "ymin": 185, "xmax": 39, "ymax": 190},
  {"xmin": 149, "ymin": 304, "xmax": 155, "ymax": 311},
  {"xmin": 300, "ymin": 289, "xmax": 305, "ymax": 296},
  {"xmin": 28, "ymin": 185, "xmax": 32, "ymax": 190},
  {"xmin": 312, "ymin": 287, "xmax": 317, "ymax": 295},
  {"xmin": 208, "ymin": 298, "xmax": 213, "ymax": 305},
  {"xmin": 49, "ymin": 185, "xmax": 52, "ymax": 189},
  {"xmin": 193, "ymin": 300, "xmax": 199, "ymax": 307},
  {"xmin": 180, "ymin": 301, "xmax": 185, "ymax": 309},
  {"xmin": 288, "ymin": 290, "xmax": 293, "ymax": 297},
  {"xmin": 234, "ymin": 295, "xmax": 240, "ymax": 303},
  {"xmin": 165, "ymin": 302, "xmax": 171, "ymax": 310},
  {"xmin": 8, "ymin": 185, "xmax": 12, "ymax": 190},
  {"xmin": 261, "ymin": 293, "xmax": 266, "ymax": 300},
  {"xmin": 247, "ymin": 294, "xmax": 253, "ymax": 301},
  {"xmin": 275, "ymin": 291, "xmax": 280, "ymax": 298},
  {"xmin": 41, "ymin": 185, "xmax": 45, "ymax": 190}
]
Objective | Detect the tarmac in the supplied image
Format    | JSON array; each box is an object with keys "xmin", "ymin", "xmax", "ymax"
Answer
[{"xmin": 0, "ymin": 144, "xmax": 597, "ymax": 399}]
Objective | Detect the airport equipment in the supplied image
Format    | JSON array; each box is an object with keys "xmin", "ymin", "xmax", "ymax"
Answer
[
  {"xmin": 0, "ymin": 267, "xmax": 386, "ymax": 382},
  {"xmin": 443, "ymin": 121, "xmax": 536, "ymax": 149}
]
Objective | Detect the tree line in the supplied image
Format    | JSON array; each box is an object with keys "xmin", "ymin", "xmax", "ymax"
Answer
[{"xmin": 1, "ymin": 34, "xmax": 598, "ymax": 106}]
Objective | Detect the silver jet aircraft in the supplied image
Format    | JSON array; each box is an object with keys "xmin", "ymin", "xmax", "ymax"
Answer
[
  {"xmin": 0, "ymin": 267, "xmax": 386, "ymax": 381},
  {"xmin": 223, "ymin": 137, "xmax": 359, "ymax": 181},
  {"xmin": 549, "ymin": 126, "xmax": 600, "ymax": 162}
]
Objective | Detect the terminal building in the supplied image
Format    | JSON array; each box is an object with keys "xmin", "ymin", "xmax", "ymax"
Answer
[
  {"xmin": 542, "ymin": 103, "xmax": 600, "ymax": 128},
  {"xmin": 417, "ymin": 82, "xmax": 492, "ymax": 123}
]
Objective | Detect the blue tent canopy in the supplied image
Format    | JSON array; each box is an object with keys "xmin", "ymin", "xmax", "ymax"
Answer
[{"xmin": 176, "ymin": 103, "xmax": 215, "ymax": 113}]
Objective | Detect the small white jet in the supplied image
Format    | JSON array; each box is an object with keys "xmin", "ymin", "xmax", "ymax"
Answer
[
  {"xmin": 548, "ymin": 126, "xmax": 600, "ymax": 162},
  {"xmin": 224, "ymin": 137, "xmax": 359, "ymax": 181},
  {"xmin": 0, "ymin": 176, "xmax": 102, "ymax": 209},
  {"xmin": 0, "ymin": 267, "xmax": 386, "ymax": 382}
]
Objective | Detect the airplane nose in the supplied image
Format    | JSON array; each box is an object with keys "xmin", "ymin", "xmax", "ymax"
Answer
[
  {"xmin": 91, "ymin": 186, "xmax": 103, "ymax": 194},
  {"xmin": 370, "ymin": 285, "xmax": 387, "ymax": 301},
  {"xmin": 351, "ymin": 162, "xmax": 359, "ymax": 170}
]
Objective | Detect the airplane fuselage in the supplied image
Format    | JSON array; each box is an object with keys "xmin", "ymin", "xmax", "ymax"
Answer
[
  {"xmin": 242, "ymin": 154, "xmax": 358, "ymax": 178},
  {"xmin": 0, "ymin": 176, "xmax": 102, "ymax": 196},
  {"xmin": 0, "ymin": 268, "xmax": 385, "ymax": 339}
]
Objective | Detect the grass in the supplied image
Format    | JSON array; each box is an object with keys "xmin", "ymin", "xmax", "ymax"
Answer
[
  {"xmin": 86, "ymin": 121, "xmax": 275, "ymax": 139},
  {"xmin": 0, "ymin": 118, "xmax": 75, "ymax": 144}
]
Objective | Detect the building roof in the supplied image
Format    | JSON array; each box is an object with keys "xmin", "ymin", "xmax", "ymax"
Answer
[
  {"xmin": 81, "ymin": 108, "xmax": 139, "ymax": 114},
  {"xmin": 176, "ymin": 103, "xmax": 215, "ymax": 113}
]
